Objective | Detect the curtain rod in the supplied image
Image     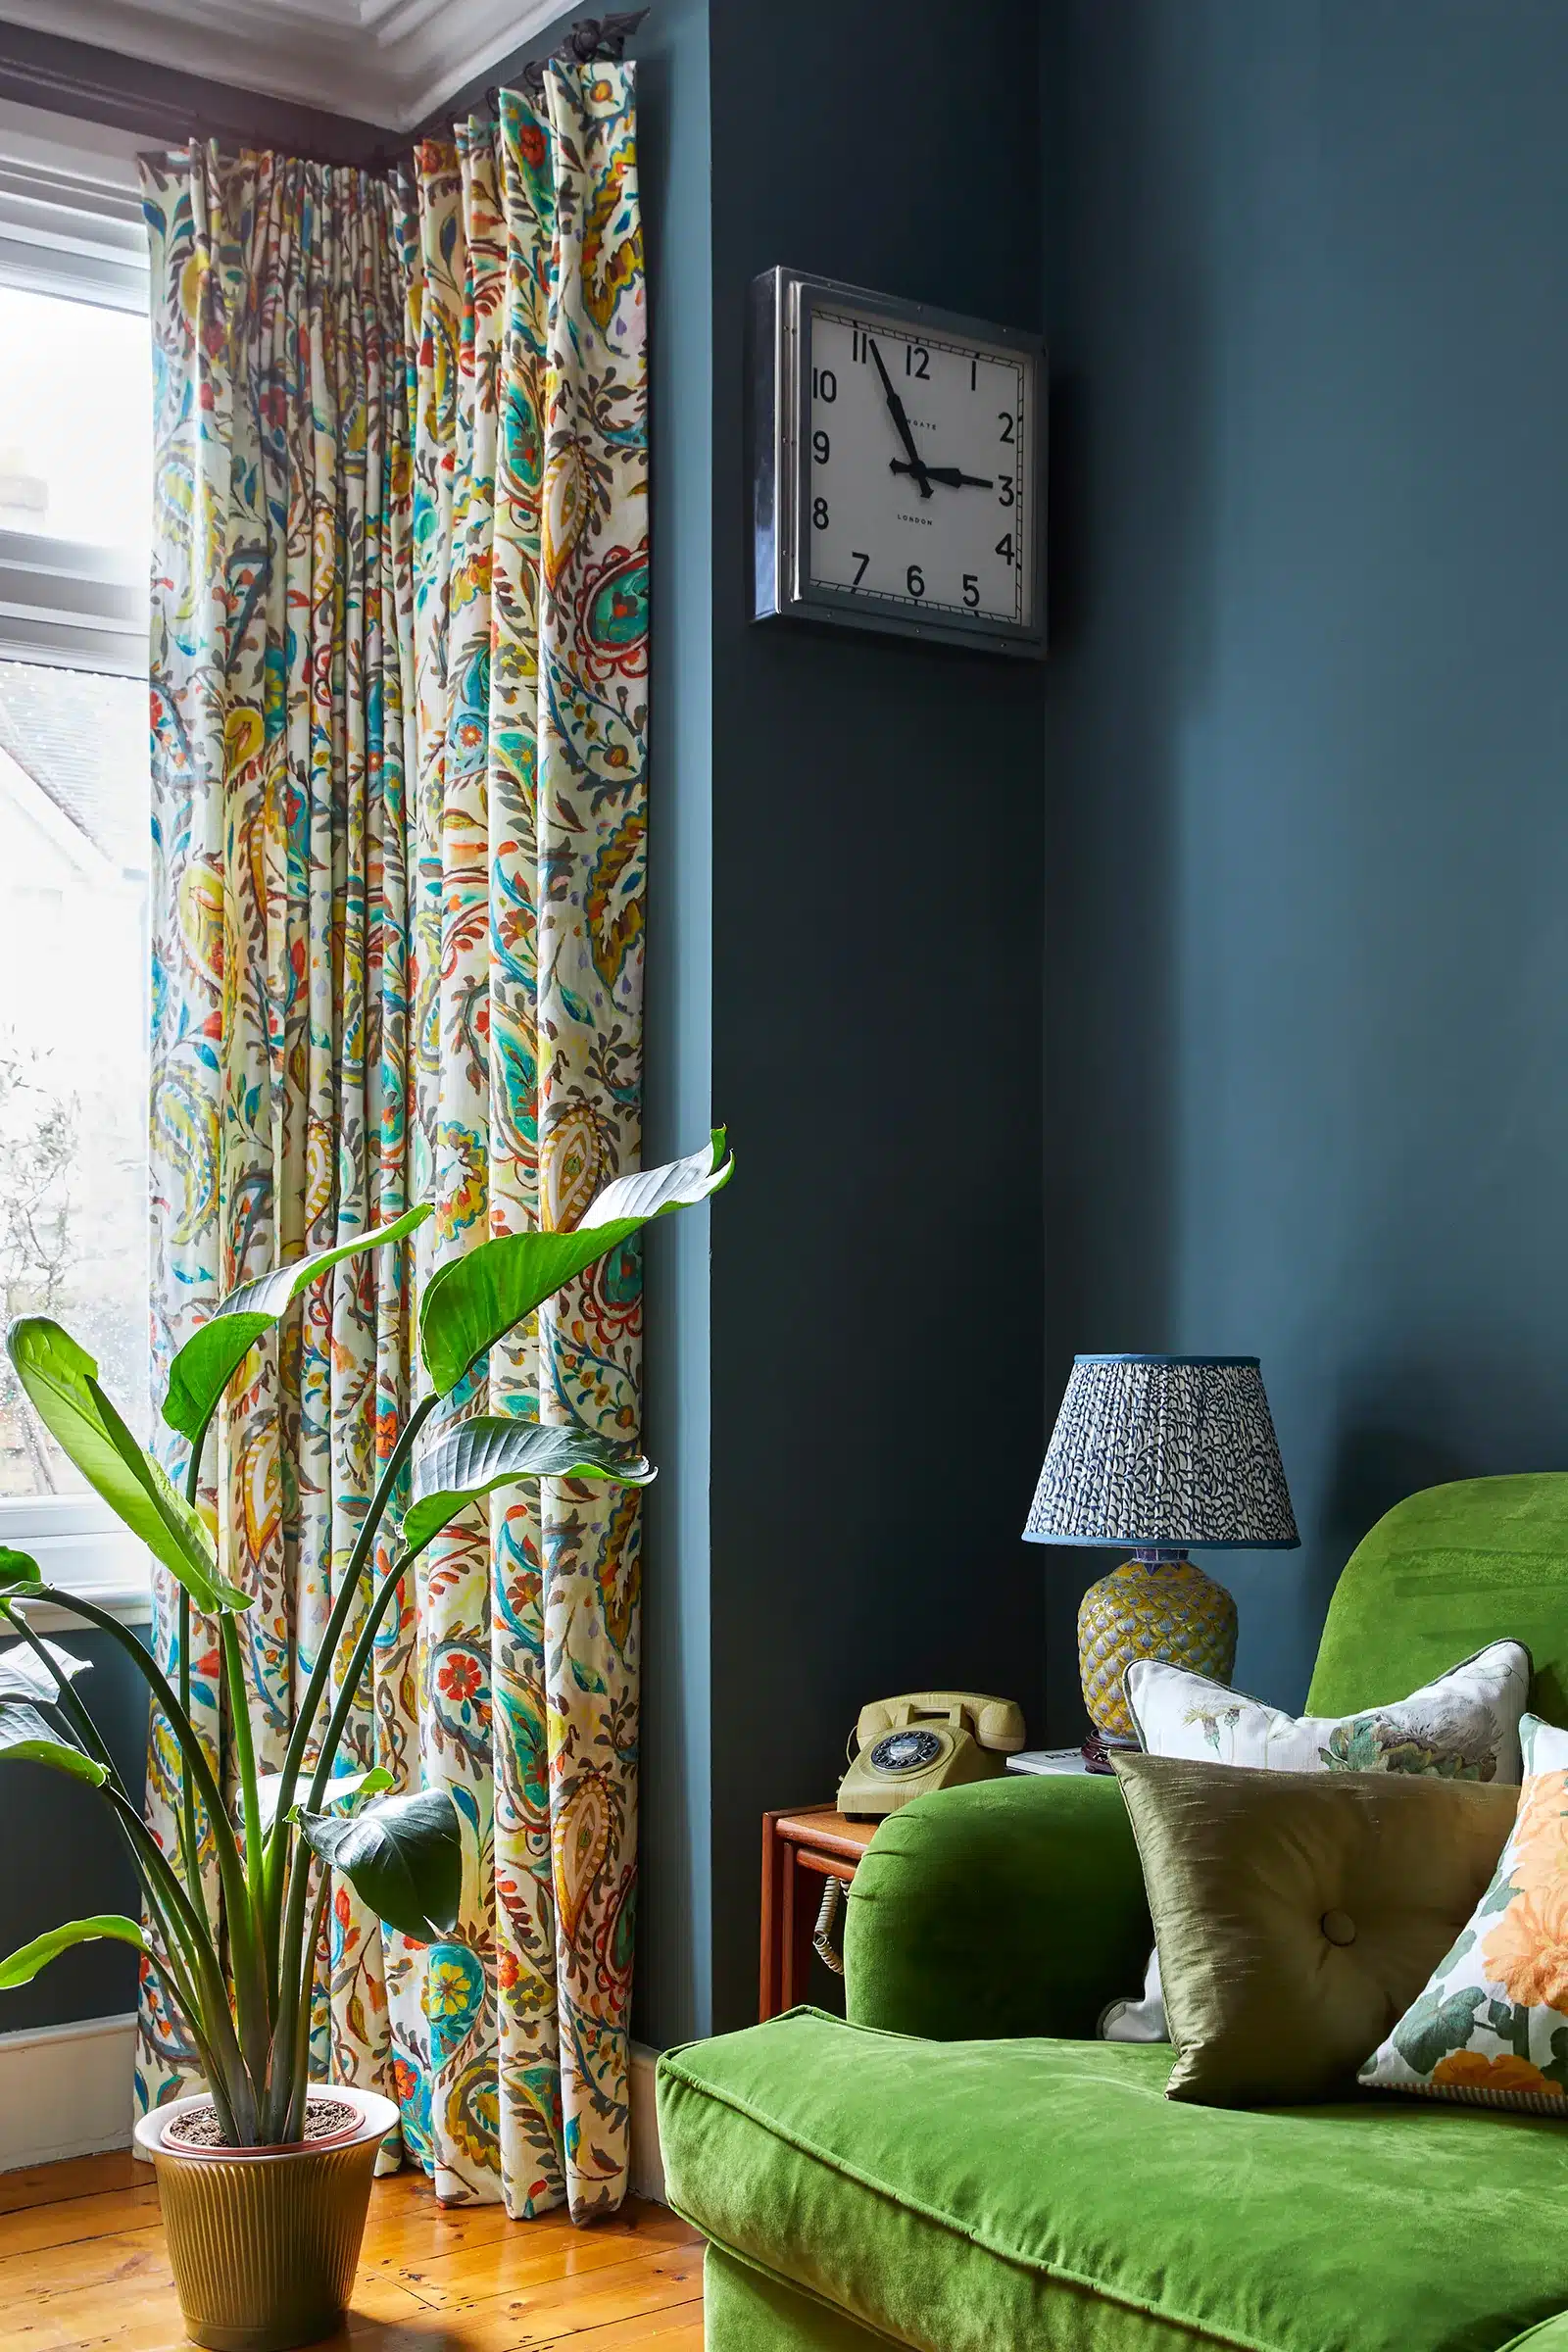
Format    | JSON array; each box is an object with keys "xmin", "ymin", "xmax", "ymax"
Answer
[
  {"xmin": 485, "ymin": 11, "xmax": 648, "ymax": 112},
  {"xmin": 0, "ymin": 12, "xmax": 649, "ymax": 173}
]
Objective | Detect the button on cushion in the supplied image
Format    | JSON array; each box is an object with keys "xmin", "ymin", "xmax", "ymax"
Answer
[{"xmin": 1112, "ymin": 1752, "xmax": 1519, "ymax": 2105}]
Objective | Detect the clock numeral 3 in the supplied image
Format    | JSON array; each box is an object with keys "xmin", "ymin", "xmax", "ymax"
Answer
[
  {"xmin": 906, "ymin": 564, "xmax": 925, "ymax": 599},
  {"xmin": 998, "ymin": 474, "xmax": 1015, "ymax": 509},
  {"xmin": 851, "ymin": 551, "xmax": 870, "ymax": 588},
  {"xmin": 962, "ymin": 574, "xmax": 980, "ymax": 609},
  {"xmin": 999, "ymin": 412, "xmax": 1015, "ymax": 444},
  {"xmin": 812, "ymin": 497, "xmax": 829, "ymax": 529}
]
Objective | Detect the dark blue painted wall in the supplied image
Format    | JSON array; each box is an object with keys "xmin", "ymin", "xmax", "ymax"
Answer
[
  {"xmin": 2, "ymin": 1628, "xmax": 148, "ymax": 2031},
  {"xmin": 703, "ymin": 0, "xmax": 1048, "ymax": 2034},
  {"xmin": 1041, "ymin": 0, "xmax": 1568, "ymax": 1737}
]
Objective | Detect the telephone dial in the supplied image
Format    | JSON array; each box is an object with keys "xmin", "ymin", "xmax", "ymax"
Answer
[{"xmin": 837, "ymin": 1690, "xmax": 1026, "ymax": 1821}]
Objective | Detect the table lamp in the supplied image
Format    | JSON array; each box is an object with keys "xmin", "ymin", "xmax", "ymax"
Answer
[{"xmin": 1022, "ymin": 1354, "xmax": 1298, "ymax": 1766}]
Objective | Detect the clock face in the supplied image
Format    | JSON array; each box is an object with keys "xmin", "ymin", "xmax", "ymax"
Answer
[{"xmin": 801, "ymin": 303, "xmax": 1036, "ymax": 631}]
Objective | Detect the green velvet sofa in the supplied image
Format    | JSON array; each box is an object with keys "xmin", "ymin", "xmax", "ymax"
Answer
[{"xmin": 657, "ymin": 1474, "xmax": 1568, "ymax": 2351}]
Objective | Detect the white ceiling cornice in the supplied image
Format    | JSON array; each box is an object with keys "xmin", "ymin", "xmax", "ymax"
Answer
[{"xmin": 0, "ymin": 0, "xmax": 568, "ymax": 133}]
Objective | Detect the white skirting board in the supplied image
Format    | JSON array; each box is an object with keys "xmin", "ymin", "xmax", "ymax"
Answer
[
  {"xmin": 0, "ymin": 2013, "xmax": 669, "ymax": 2203},
  {"xmin": 0, "ymin": 2010, "xmax": 138, "ymax": 2171},
  {"xmin": 628, "ymin": 2039, "xmax": 667, "ymax": 2205}
]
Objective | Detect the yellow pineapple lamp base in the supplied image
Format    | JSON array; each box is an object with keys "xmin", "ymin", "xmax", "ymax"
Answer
[{"xmin": 1077, "ymin": 1549, "xmax": 1238, "ymax": 1747}]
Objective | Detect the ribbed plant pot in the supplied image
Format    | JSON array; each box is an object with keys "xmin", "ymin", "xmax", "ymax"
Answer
[{"xmin": 134, "ymin": 2087, "xmax": 399, "ymax": 2352}]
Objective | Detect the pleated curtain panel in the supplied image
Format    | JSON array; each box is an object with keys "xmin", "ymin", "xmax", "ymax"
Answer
[{"xmin": 137, "ymin": 63, "xmax": 648, "ymax": 2218}]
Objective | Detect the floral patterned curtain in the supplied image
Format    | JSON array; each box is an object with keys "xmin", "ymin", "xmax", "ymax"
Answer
[{"xmin": 138, "ymin": 62, "xmax": 647, "ymax": 2222}]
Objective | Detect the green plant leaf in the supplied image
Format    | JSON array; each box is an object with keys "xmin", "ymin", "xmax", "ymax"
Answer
[
  {"xmin": 0, "ymin": 1699, "xmax": 107, "ymax": 1784},
  {"xmin": 404, "ymin": 1417, "xmax": 655, "ymax": 1556},
  {"xmin": 297, "ymin": 1788, "xmax": 463, "ymax": 1943},
  {"xmin": 0, "ymin": 1914, "xmax": 145, "ymax": 1988},
  {"xmin": 0, "ymin": 1638, "xmax": 90, "ymax": 1704},
  {"xmin": 6, "ymin": 1319, "xmax": 251, "ymax": 1615},
  {"xmin": 256, "ymin": 1763, "xmax": 393, "ymax": 1834},
  {"xmin": 163, "ymin": 1205, "xmax": 433, "ymax": 1447},
  {"xmin": 0, "ymin": 1549, "xmax": 41, "ymax": 1594},
  {"xmin": 418, "ymin": 1131, "xmax": 732, "ymax": 1395}
]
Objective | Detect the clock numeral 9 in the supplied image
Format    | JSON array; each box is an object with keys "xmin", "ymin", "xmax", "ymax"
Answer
[
  {"xmin": 962, "ymin": 574, "xmax": 980, "ymax": 609},
  {"xmin": 998, "ymin": 473, "xmax": 1015, "ymax": 509},
  {"xmin": 906, "ymin": 564, "xmax": 925, "ymax": 599},
  {"xmin": 812, "ymin": 497, "xmax": 829, "ymax": 529},
  {"xmin": 999, "ymin": 412, "xmax": 1015, "ymax": 444},
  {"xmin": 813, "ymin": 366, "xmax": 837, "ymax": 403},
  {"xmin": 812, "ymin": 429, "xmax": 830, "ymax": 465}
]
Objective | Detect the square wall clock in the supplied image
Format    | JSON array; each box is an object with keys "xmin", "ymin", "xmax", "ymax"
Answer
[{"xmin": 751, "ymin": 266, "xmax": 1048, "ymax": 658}]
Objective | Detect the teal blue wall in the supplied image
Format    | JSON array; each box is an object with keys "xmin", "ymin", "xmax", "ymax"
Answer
[{"xmin": 1040, "ymin": 0, "xmax": 1568, "ymax": 1737}]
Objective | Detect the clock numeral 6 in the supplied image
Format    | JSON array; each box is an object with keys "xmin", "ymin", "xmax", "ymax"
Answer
[
  {"xmin": 962, "ymin": 574, "xmax": 980, "ymax": 609},
  {"xmin": 812, "ymin": 497, "xmax": 829, "ymax": 529},
  {"xmin": 906, "ymin": 564, "xmax": 925, "ymax": 599},
  {"xmin": 812, "ymin": 429, "xmax": 830, "ymax": 465}
]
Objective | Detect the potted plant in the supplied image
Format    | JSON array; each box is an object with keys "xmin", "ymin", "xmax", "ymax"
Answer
[{"xmin": 0, "ymin": 1134, "xmax": 731, "ymax": 2352}]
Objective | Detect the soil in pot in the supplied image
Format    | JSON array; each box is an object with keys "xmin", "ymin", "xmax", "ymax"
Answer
[{"xmin": 163, "ymin": 2097, "xmax": 361, "ymax": 2151}]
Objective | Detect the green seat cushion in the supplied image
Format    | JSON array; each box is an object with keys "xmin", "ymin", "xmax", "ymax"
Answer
[{"xmin": 658, "ymin": 2009, "xmax": 1568, "ymax": 2352}]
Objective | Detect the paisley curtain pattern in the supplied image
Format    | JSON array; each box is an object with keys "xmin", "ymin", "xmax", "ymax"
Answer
[{"xmin": 138, "ymin": 62, "xmax": 647, "ymax": 2222}]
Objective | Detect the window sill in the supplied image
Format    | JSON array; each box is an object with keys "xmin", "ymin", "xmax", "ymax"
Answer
[{"xmin": 0, "ymin": 1497, "xmax": 153, "ymax": 1631}]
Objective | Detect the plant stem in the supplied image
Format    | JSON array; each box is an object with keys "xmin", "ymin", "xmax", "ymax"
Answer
[
  {"xmin": 263, "ymin": 1391, "xmax": 438, "ymax": 1905},
  {"xmin": 0, "ymin": 1601, "xmax": 229, "ymax": 2109},
  {"xmin": 281, "ymin": 1863, "xmax": 334, "ymax": 2144},
  {"xmin": 18, "ymin": 1585, "xmax": 270, "ymax": 2111},
  {"xmin": 176, "ymin": 1442, "xmax": 207, "ymax": 1922},
  {"xmin": 266, "ymin": 1545, "xmax": 414, "ymax": 2142},
  {"xmin": 105, "ymin": 1789, "xmax": 251, "ymax": 2135}
]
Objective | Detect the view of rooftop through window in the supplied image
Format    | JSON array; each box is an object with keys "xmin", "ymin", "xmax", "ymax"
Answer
[{"xmin": 0, "ymin": 280, "xmax": 151, "ymax": 1494}]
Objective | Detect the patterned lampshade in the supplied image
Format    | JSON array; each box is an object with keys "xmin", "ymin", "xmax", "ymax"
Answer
[{"xmin": 1022, "ymin": 1354, "xmax": 1299, "ymax": 1551}]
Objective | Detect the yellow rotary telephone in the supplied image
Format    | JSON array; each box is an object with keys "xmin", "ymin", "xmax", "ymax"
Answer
[{"xmin": 837, "ymin": 1690, "xmax": 1026, "ymax": 1821}]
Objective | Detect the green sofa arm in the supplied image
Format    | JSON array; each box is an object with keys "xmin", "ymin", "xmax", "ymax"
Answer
[{"xmin": 843, "ymin": 1771, "xmax": 1152, "ymax": 2041}]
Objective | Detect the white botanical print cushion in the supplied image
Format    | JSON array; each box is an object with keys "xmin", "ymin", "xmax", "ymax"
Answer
[
  {"xmin": 1361, "ymin": 1713, "xmax": 1568, "ymax": 2112},
  {"xmin": 1125, "ymin": 1642, "xmax": 1530, "ymax": 1780},
  {"xmin": 1100, "ymin": 1641, "xmax": 1532, "ymax": 2045}
]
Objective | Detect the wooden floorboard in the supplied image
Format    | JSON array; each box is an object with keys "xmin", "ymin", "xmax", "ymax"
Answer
[{"xmin": 0, "ymin": 2156, "xmax": 705, "ymax": 2351}]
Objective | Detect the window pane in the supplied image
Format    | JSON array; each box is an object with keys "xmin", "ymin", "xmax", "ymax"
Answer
[
  {"xmin": 0, "ymin": 286, "xmax": 149, "ymax": 552},
  {"xmin": 0, "ymin": 660, "xmax": 149, "ymax": 1492}
]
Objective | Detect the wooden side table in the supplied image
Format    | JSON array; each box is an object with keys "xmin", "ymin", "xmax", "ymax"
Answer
[{"xmin": 760, "ymin": 1806, "xmax": 880, "ymax": 2022}]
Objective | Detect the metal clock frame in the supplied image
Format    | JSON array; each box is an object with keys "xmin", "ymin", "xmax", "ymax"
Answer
[{"xmin": 751, "ymin": 266, "xmax": 1048, "ymax": 660}]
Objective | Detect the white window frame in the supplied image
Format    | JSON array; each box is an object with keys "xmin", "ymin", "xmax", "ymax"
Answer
[{"xmin": 0, "ymin": 102, "xmax": 154, "ymax": 1627}]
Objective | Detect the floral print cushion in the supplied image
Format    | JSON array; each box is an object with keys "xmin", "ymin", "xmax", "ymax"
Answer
[
  {"xmin": 1361, "ymin": 1712, "xmax": 1568, "ymax": 2112},
  {"xmin": 1123, "ymin": 1642, "xmax": 1531, "ymax": 1779},
  {"xmin": 1101, "ymin": 1642, "xmax": 1532, "ymax": 2045}
]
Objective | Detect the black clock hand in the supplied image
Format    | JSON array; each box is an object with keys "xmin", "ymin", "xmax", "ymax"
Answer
[
  {"xmin": 890, "ymin": 461, "xmax": 995, "ymax": 489},
  {"xmin": 866, "ymin": 335, "xmax": 932, "ymax": 500}
]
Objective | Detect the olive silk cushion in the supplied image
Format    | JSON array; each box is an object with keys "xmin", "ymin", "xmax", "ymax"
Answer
[
  {"xmin": 1112, "ymin": 1749, "xmax": 1519, "ymax": 2105},
  {"xmin": 1362, "ymin": 1712, "xmax": 1568, "ymax": 2113}
]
